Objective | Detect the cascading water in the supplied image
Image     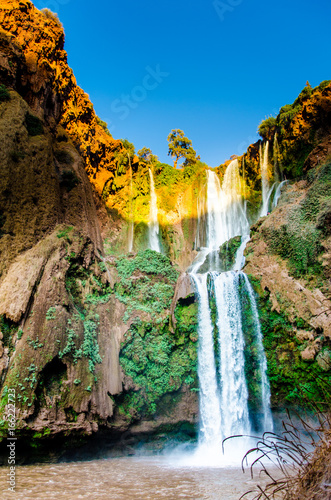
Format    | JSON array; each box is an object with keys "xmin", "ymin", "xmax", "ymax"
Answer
[
  {"xmin": 148, "ymin": 168, "xmax": 161, "ymax": 252},
  {"xmin": 242, "ymin": 273, "xmax": 273, "ymax": 431},
  {"xmin": 191, "ymin": 273, "xmax": 222, "ymax": 447},
  {"xmin": 260, "ymin": 141, "xmax": 274, "ymax": 217},
  {"xmin": 272, "ymin": 179, "xmax": 288, "ymax": 209},
  {"xmin": 214, "ymin": 272, "xmax": 251, "ymax": 438},
  {"xmin": 127, "ymin": 166, "xmax": 134, "ymax": 253},
  {"xmin": 188, "ymin": 159, "xmax": 273, "ymax": 465}
]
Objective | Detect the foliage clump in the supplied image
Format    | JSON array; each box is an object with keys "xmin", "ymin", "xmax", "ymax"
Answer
[
  {"xmin": 117, "ymin": 308, "xmax": 198, "ymax": 420},
  {"xmin": 55, "ymin": 149, "xmax": 74, "ymax": 165},
  {"xmin": 116, "ymin": 249, "xmax": 179, "ymax": 283},
  {"xmin": 249, "ymin": 275, "xmax": 331, "ymax": 408},
  {"xmin": 115, "ymin": 251, "xmax": 179, "ymax": 319},
  {"xmin": 96, "ymin": 117, "xmax": 112, "ymax": 136},
  {"xmin": 114, "ymin": 251, "xmax": 198, "ymax": 420},
  {"xmin": 0, "ymin": 84, "xmax": 10, "ymax": 103},
  {"xmin": 46, "ymin": 307, "xmax": 56, "ymax": 320},
  {"xmin": 61, "ymin": 169, "xmax": 80, "ymax": 192},
  {"xmin": 258, "ymin": 116, "xmax": 277, "ymax": 140},
  {"xmin": 262, "ymin": 160, "xmax": 331, "ymax": 278},
  {"xmin": 218, "ymin": 236, "xmax": 242, "ymax": 270},
  {"xmin": 25, "ymin": 112, "xmax": 44, "ymax": 136},
  {"xmin": 41, "ymin": 8, "xmax": 62, "ymax": 27}
]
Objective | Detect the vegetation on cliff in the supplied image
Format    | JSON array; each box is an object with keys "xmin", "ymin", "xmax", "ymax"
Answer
[
  {"xmin": 257, "ymin": 80, "xmax": 331, "ymax": 177},
  {"xmin": 245, "ymin": 157, "xmax": 331, "ymax": 409},
  {"xmin": 111, "ymin": 251, "xmax": 198, "ymax": 424}
]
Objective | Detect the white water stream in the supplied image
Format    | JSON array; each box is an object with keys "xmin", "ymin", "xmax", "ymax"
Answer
[
  {"xmin": 188, "ymin": 160, "xmax": 273, "ymax": 466},
  {"xmin": 128, "ymin": 167, "xmax": 134, "ymax": 252},
  {"xmin": 148, "ymin": 168, "xmax": 161, "ymax": 252},
  {"xmin": 260, "ymin": 141, "xmax": 272, "ymax": 217}
]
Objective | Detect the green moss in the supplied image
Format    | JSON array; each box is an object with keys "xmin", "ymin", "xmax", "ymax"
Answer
[
  {"xmin": 116, "ymin": 249, "xmax": 179, "ymax": 283},
  {"xmin": 27, "ymin": 336, "xmax": 43, "ymax": 350},
  {"xmin": 65, "ymin": 257, "xmax": 112, "ymax": 310},
  {"xmin": 58, "ymin": 316, "xmax": 101, "ymax": 373},
  {"xmin": 115, "ymin": 251, "xmax": 179, "ymax": 320},
  {"xmin": 218, "ymin": 236, "xmax": 242, "ymax": 270},
  {"xmin": 57, "ymin": 226, "xmax": 73, "ymax": 240},
  {"xmin": 46, "ymin": 307, "xmax": 56, "ymax": 320},
  {"xmin": 261, "ymin": 161, "xmax": 331, "ymax": 279},
  {"xmin": 82, "ymin": 319, "xmax": 102, "ymax": 373},
  {"xmin": 59, "ymin": 327, "xmax": 82, "ymax": 363},
  {"xmin": 116, "ymin": 296, "xmax": 198, "ymax": 422}
]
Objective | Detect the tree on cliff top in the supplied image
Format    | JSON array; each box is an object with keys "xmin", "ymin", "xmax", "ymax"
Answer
[
  {"xmin": 167, "ymin": 129, "xmax": 198, "ymax": 168},
  {"xmin": 138, "ymin": 147, "xmax": 158, "ymax": 167},
  {"xmin": 115, "ymin": 139, "xmax": 135, "ymax": 175}
]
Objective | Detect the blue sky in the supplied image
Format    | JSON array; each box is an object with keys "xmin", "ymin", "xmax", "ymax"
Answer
[{"xmin": 34, "ymin": 0, "xmax": 330, "ymax": 167}]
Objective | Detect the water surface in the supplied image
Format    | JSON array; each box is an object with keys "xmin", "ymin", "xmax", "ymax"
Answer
[{"xmin": 0, "ymin": 456, "xmax": 278, "ymax": 500}]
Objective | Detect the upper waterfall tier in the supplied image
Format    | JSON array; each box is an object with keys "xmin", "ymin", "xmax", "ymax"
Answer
[
  {"xmin": 148, "ymin": 168, "xmax": 161, "ymax": 253},
  {"xmin": 192, "ymin": 160, "xmax": 249, "ymax": 273}
]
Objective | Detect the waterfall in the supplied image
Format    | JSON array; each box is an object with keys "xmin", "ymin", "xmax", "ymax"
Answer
[
  {"xmin": 214, "ymin": 271, "xmax": 251, "ymax": 438},
  {"xmin": 189, "ymin": 160, "xmax": 273, "ymax": 464},
  {"xmin": 260, "ymin": 141, "xmax": 272, "ymax": 217},
  {"xmin": 272, "ymin": 179, "xmax": 288, "ymax": 209},
  {"xmin": 242, "ymin": 274, "xmax": 273, "ymax": 431},
  {"xmin": 191, "ymin": 161, "xmax": 249, "ymax": 274},
  {"xmin": 128, "ymin": 167, "xmax": 134, "ymax": 253},
  {"xmin": 191, "ymin": 273, "xmax": 222, "ymax": 447},
  {"xmin": 148, "ymin": 168, "xmax": 161, "ymax": 252}
]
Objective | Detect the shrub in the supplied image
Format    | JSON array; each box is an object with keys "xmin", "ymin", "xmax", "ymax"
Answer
[
  {"xmin": 154, "ymin": 162, "xmax": 181, "ymax": 188},
  {"xmin": 96, "ymin": 117, "xmax": 112, "ymax": 136},
  {"xmin": 258, "ymin": 116, "xmax": 277, "ymax": 139},
  {"xmin": 55, "ymin": 149, "xmax": 74, "ymax": 165},
  {"xmin": 0, "ymin": 84, "xmax": 10, "ymax": 103},
  {"xmin": 278, "ymin": 103, "xmax": 302, "ymax": 127},
  {"xmin": 41, "ymin": 8, "xmax": 62, "ymax": 27},
  {"xmin": 317, "ymin": 80, "xmax": 331, "ymax": 92},
  {"xmin": 292, "ymin": 85, "xmax": 313, "ymax": 106},
  {"xmin": 61, "ymin": 169, "xmax": 80, "ymax": 192},
  {"xmin": 25, "ymin": 112, "xmax": 44, "ymax": 136}
]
